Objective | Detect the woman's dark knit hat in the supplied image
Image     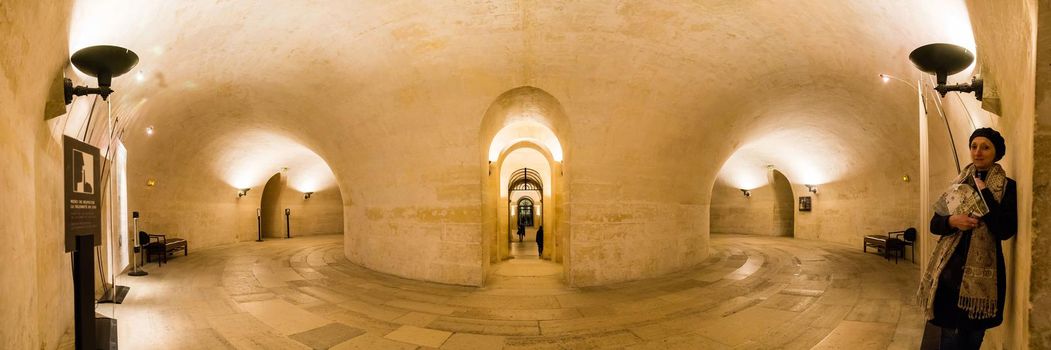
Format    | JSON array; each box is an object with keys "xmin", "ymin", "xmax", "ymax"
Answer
[{"xmin": 969, "ymin": 127, "xmax": 1006, "ymax": 162}]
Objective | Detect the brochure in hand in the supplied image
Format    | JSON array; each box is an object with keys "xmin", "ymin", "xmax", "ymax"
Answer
[{"xmin": 932, "ymin": 183, "xmax": 989, "ymax": 217}]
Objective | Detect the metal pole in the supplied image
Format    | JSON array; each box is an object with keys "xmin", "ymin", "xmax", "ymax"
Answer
[
  {"xmin": 73, "ymin": 234, "xmax": 95, "ymax": 350},
  {"xmin": 256, "ymin": 208, "xmax": 263, "ymax": 242},
  {"xmin": 128, "ymin": 211, "xmax": 147, "ymax": 276},
  {"xmin": 918, "ymin": 79, "xmax": 932, "ymax": 270},
  {"xmin": 285, "ymin": 208, "xmax": 291, "ymax": 239},
  {"xmin": 925, "ymin": 76, "xmax": 962, "ymax": 173}
]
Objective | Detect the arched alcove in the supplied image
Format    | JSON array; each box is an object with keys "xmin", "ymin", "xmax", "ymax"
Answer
[
  {"xmin": 128, "ymin": 130, "xmax": 345, "ymax": 248},
  {"xmin": 710, "ymin": 158, "xmax": 802, "ymax": 237},
  {"xmin": 770, "ymin": 169, "xmax": 795, "ymax": 237}
]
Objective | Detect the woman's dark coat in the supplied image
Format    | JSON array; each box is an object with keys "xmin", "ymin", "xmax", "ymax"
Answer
[{"xmin": 929, "ymin": 175, "xmax": 1017, "ymax": 330}]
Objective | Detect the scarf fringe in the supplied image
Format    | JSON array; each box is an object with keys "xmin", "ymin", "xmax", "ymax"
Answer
[{"xmin": 959, "ymin": 296, "xmax": 997, "ymax": 319}]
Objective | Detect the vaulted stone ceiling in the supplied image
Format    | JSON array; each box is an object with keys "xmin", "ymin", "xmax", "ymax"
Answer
[{"xmin": 66, "ymin": 0, "xmax": 978, "ymax": 285}]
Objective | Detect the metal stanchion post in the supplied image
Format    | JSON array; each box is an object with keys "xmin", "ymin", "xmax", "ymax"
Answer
[
  {"xmin": 285, "ymin": 208, "xmax": 291, "ymax": 239},
  {"xmin": 127, "ymin": 211, "xmax": 147, "ymax": 276},
  {"xmin": 256, "ymin": 208, "xmax": 263, "ymax": 242}
]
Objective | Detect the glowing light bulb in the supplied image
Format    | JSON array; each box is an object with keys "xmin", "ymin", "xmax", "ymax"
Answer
[
  {"xmin": 146, "ymin": 126, "xmax": 154, "ymax": 136},
  {"xmin": 136, "ymin": 70, "xmax": 145, "ymax": 82},
  {"xmin": 880, "ymin": 74, "xmax": 889, "ymax": 83}
]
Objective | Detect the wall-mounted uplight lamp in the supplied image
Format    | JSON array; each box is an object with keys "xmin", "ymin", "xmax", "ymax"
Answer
[
  {"xmin": 304, "ymin": 192, "xmax": 314, "ymax": 199},
  {"xmin": 145, "ymin": 178, "xmax": 156, "ymax": 187},
  {"xmin": 146, "ymin": 126, "xmax": 154, "ymax": 136},
  {"xmin": 64, "ymin": 45, "xmax": 140, "ymax": 104},
  {"xmin": 805, "ymin": 185, "xmax": 818, "ymax": 194},
  {"xmin": 237, "ymin": 188, "xmax": 250, "ymax": 198},
  {"xmin": 902, "ymin": 174, "xmax": 911, "ymax": 183},
  {"xmin": 740, "ymin": 189, "xmax": 751, "ymax": 198},
  {"xmin": 909, "ymin": 43, "xmax": 982, "ymax": 100}
]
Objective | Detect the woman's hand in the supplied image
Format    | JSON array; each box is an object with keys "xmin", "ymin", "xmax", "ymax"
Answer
[
  {"xmin": 949, "ymin": 214, "xmax": 979, "ymax": 231},
  {"xmin": 974, "ymin": 176, "xmax": 987, "ymax": 191}
]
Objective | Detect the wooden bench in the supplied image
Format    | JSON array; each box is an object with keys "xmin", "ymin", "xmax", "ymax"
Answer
[
  {"xmin": 863, "ymin": 228, "xmax": 916, "ymax": 263},
  {"xmin": 139, "ymin": 231, "xmax": 188, "ymax": 266}
]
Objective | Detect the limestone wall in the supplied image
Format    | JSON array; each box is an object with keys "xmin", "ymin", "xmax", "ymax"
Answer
[
  {"xmin": 965, "ymin": 1, "xmax": 1039, "ymax": 348},
  {"xmin": 1033, "ymin": 2, "xmax": 1051, "ymax": 347},
  {"xmin": 792, "ymin": 179, "xmax": 917, "ymax": 247},
  {"xmin": 710, "ymin": 182, "xmax": 782, "ymax": 236},
  {"xmin": 280, "ymin": 185, "xmax": 344, "ymax": 238},
  {"xmin": 0, "ymin": 2, "xmax": 74, "ymax": 348},
  {"xmin": 710, "ymin": 172, "xmax": 795, "ymax": 237}
]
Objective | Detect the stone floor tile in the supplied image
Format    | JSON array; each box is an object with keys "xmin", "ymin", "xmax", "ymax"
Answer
[
  {"xmin": 338, "ymin": 299, "xmax": 410, "ymax": 321},
  {"xmin": 385, "ymin": 299, "xmax": 462, "ymax": 315},
  {"xmin": 393, "ymin": 311, "xmax": 441, "ymax": 327},
  {"xmin": 238, "ymin": 299, "xmax": 331, "ymax": 335},
  {"xmin": 330, "ymin": 332, "xmax": 418, "ymax": 350},
  {"xmin": 440, "ymin": 333, "xmax": 506, "ymax": 349},
  {"xmin": 384, "ymin": 325, "xmax": 453, "ymax": 348},
  {"xmin": 694, "ymin": 306, "xmax": 797, "ymax": 346},
  {"xmin": 845, "ymin": 298, "xmax": 902, "ymax": 324},
  {"xmin": 759, "ymin": 293, "xmax": 817, "ymax": 312},
  {"xmin": 811, "ymin": 320, "xmax": 896, "ymax": 349},
  {"xmin": 289, "ymin": 322, "xmax": 366, "ymax": 349},
  {"xmin": 624, "ymin": 333, "xmax": 730, "ymax": 350}
]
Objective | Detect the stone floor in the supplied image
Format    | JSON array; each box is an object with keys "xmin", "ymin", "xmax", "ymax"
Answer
[{"xmin": 95, "ymin": 234, "xmax": 924, "ymax": 349}]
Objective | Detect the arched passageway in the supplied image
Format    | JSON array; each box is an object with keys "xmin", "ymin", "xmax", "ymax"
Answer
[
  {"xmin": 480, "ymin": 86, "xmax": 571, "ymax": 284},
  {"xmin": 494, "ymin": 148, "xmax": 560, "ymax": 270},
  {"xmin": 509, "ymin": 169, "xmax": 543, "ymax": 246},
  {"xmin": 260, "ymin": 172, "xmax": 285, "ymax": 238}
]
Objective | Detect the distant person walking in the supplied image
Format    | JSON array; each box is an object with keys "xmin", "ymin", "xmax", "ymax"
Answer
[
  {"xmin": 536, "ymin": 226, "xmax": 544, "ymax": 257},
  {"xmin": 516, "ymin": 225, "xmax": 525, "ymax": 242}
]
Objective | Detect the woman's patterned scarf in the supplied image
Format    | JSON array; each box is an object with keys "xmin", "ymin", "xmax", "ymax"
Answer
[{"xmin": 918, "ymin": 163, "xmax": 1006, "ymax": 320}]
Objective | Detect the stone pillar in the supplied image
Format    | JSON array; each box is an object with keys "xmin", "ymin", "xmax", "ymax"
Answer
[{"xmin": 1031, "ymin": 1, "xmax": 1051, "ymax": 347}]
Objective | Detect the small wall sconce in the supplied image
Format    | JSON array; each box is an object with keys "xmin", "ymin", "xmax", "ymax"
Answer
[
  {"xmin": 145, "ymin": 178, "xmax": 156, "ymax": 187},
  {"xmin": 304, "ymin": 192, "xmax": 313, "ymax": 199},
  {"xmin": 237, "ymin": 188, "xmax": 250, "ymax": 198},
  {"xmin": 805, "ymin": 185, "xmax": 818, "ymax": 194},
  {"xmin": 146, "ymin": 126, "xmax": 154, "ymax": 136},
  {"xmin": 902, "ymin": 175, "xmax": 911, "ymax": 183},
  {"xmin": 740, "ymin": 189, "xmax": 751, "ymax": 197},
  {"xmin": 488, "ymin": 161, "xmax": 493, "ymax": 175}
]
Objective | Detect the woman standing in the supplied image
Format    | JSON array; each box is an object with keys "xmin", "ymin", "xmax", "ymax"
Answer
[{"xmin": 919, "ymin": 128, "xmax": 1017, "ymax": 350}]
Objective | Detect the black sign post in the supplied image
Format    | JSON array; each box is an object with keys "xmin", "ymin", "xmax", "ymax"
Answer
[{"xmin": 64, "ymin": 136, "xmax": 101, "ymax": 350}]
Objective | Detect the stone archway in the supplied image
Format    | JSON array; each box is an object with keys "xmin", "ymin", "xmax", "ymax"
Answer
[
  {"xmin": 770, "ymin": 169, "xmax": 795, "ymax": 238},
  {"xmin": 479, "ymin": 86, "xmax": 571, "ymax": 283}
]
